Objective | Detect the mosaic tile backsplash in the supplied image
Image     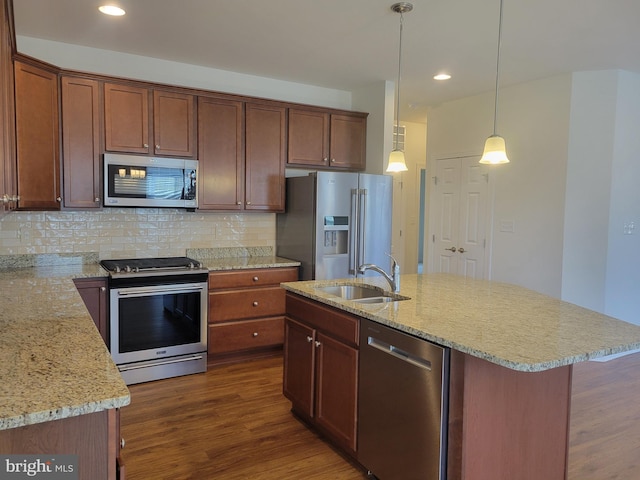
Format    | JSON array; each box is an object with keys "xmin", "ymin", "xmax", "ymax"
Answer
[{"xmin": 0, "ymin": 209, "xmax": 275, "ymax": 259}]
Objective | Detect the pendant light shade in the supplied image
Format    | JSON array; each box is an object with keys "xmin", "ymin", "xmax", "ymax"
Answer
[
  {"xmin": 480, "ymin": 0, "xmax": 510, "ymax": 165},
  {"xmin": 386, "ymin": 2, "xmax": 412, "ymax": 173},
  {"xmin": 387, "ymin": 150, "xmax": 408, "ymax": 172},
  {"xmin": 480, "ymin": 135, "xmax": 509, "ymax": 164}
]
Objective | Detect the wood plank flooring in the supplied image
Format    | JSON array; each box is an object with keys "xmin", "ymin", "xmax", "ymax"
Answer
[
  {"xmin": 121, "ymin": 352, "xmax": 640, "ymax": 479},
  {"xmin": 120, "ymin": 356, "xmax": 367, "ymax": 480}
]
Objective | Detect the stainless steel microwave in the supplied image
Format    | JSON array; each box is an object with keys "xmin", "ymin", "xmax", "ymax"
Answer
[{"xmin": 104, "ymin": 153, "xmax": 198, "ymax": 208}]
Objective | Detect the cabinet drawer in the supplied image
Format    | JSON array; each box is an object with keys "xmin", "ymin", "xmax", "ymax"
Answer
[
  {"xmin": 209, "ymin": 287, "xmax": 286, "ymax": 322},
  {"xmin": 208, "ymin": 317, "xmax": 284, "ymax": 354},
  {"xmin": 209, "ymin": 267, "xmax": 298, "ymax": 289},
  {"xmin": 286, "ymin": 292, "xmax": 359, "ymax": 347}
]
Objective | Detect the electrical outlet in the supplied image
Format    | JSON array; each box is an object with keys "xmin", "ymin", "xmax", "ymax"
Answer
[{"xmin": 623, "ymin": 222, "xmax": 635, "ymax": 235}]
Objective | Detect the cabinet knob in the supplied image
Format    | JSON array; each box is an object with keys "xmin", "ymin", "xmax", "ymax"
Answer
[
  {"xmin": 237, "ymin": 201, "xmax": 242, "ymax": 205},
  {"xmin": 246, "ymin": 201, "xmax": 251, "ymax": 205},
  {"xmin": 95, "ymin": 197, "xmax": 100, "ymax": 203},
  {"xmin": 330, "ymin": 158, "xmax": 336, "ymax": 163},
  {"xmin": 1, "ymin": 194, "xmax": 8, "ymax": 204},
  {"xmin": 253, "ymin": 276, "xmax": 259, "ymax": 282},
  {"xmin": 100, "ymin": 286, "xmax": 106, "ymax": 292},
  {"xmin": 143, "ymin": 143, "xmax": 149, "ymax": 148},
  {"xmin": 252, "ymin": 332, "xmax": 259, "ymax": 337},
  {"xmin": 314, "ymin": 341, "xmax": 321, "ymax": 348},
  {"xmin": 120, "ymin": 438, "xmax": 125, "ymax": 449},
  {"xmin": 156, "ymin": 144, "xmax": 160, "ymax": 149},
  {"xmin": 252, "ymin": 301, "xmax": 259, "ymax": 307},
  {"xmin": 56, "ymin": 196, "xmax": 62, "ymax": 202},
  {"xmin": 323, "ymin": 158, "xmax": 328, "ymax": 163},
  {"xmin": 306, "ymin": 336, "xmax": 313, "ymax": 343}
]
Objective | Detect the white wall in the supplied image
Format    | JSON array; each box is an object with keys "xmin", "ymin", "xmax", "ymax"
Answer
[{"xmin": 426, "ymin": 74, "xmax": 572, "ymax": 297}]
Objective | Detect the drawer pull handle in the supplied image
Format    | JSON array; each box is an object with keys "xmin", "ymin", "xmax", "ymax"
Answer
[
  {"xmin": 306, "ymin": 336, "xmax": 313, "ymax": 343},
  {"xmin": 252, "ymin": 332, "xmax": 259, "ymax": 337},
  {"xmin": 252, "ymin": 301, "xmax": 259, "ymax": 307},
  {"xmin": 253, "ymin": 276, "xmax": 259, "ymax": 282},
  {"xmin": 120, "ymin": 438, "xmax": 125, "ymax": 449},
  {"xmin": 315, "ymin": 341, "xmax": 321, "ymax": 348}
]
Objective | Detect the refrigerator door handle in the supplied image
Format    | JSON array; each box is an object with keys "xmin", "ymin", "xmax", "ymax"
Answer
[
  {"xmin": 349, "ymin": 188, "xmax": 359, "ymax": 275},
  {"xmin": 359, "ymin": 188, "xmax": 367, "ymax": 268}
]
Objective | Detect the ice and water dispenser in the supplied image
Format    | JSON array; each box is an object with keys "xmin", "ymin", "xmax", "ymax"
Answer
[{"xmin": 322, "ymin": 216, "xmax": 349, "ymax": 256}]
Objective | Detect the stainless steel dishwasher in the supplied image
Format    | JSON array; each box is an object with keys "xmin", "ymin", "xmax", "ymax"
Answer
[{"xmin": 358, "ymin": 319, "xmax": 450, "ymax": 480}]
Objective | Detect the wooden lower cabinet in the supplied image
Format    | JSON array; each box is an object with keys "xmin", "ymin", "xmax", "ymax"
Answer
[
  {"xmin": 207, "ymin": 267, "xmax": 298, "ymax": 364},
  {"xmin": 0, "ymin": 408, "xmax": 123, "ymax": 480},
  {"xmin": 74, "ymin": 277, "xmax": 109, "ymax": 346},
  {"xmin": 283, "ymin": 292, "xmax": 359, "ymax": 455}
]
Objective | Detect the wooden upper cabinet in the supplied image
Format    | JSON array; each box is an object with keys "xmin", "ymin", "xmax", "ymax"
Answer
[
  {"xmin": 245, "ymin": 103, "xmax": 286, "ymax": 212},
  {"xmin": 329, "ymin": 114, "xmax": 366, "ymax": 170},
  {"xmin": 287, "ymin": 109, "xmax": 367, "ymax": 171},
  {"xmin": 1, "ymin": 0, "xmax": 17, "ymax": 215},
  {"xmin": 14, "ymin": 60, "xmax": 60, "ymax": 210},
  {"xmin": 287, "ymin": 109, "xmax": 330, "ymax": 168},
  {"xmin": 104, "ymin": 82, "xmax": 149, "ymax": 154},
  {"xmin": 153, "ymin": 90, "xmax": 195, "ymax": 157},
  {"xmin": 61, "ymin": 76, "xmax": 101, "ymax": 209},
  {"xmin": 197, "ymin": 96, "xmax": 244, "ymax": 210}
]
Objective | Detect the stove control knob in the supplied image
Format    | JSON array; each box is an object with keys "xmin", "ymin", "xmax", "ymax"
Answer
[
  {"xmin": 188, "ymin": 262, "xmax": 194, "ymax": 269},
  {"xmin": 125, "ymin": 265, "xmax": 131, "ymax": 273},
  {"xmin": 114, "ymin": 266, "xmax": 121, "ymax": 273},
  {"xmin": 134, "ymin": 267, "xmax": 140, "ymax": 273}
]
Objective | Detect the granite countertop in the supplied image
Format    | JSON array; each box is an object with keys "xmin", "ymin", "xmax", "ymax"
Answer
[
  {"xmin": 199, "ymin": 256, "xmax": 300, "ymax": 271},
  {"xmin": 281, "ymin": 273, "xmax": 640, "ymax": 372},
  {"xmin": 0, "ymin": 263, "xmax": 128, "ymax": 431}
]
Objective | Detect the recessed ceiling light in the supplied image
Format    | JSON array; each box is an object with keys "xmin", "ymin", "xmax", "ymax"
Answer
[
  {"xmin": 99, "ymin": 5, "xmax": 126, "ymax": 16},
  {"xmin": 434, "ymin": 73, "xmax": 452, "ymax": 81}
]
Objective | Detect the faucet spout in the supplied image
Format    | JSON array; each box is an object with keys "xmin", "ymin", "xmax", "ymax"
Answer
[{"xmin": 357, "ymin": 255, "xmax": 400, "ymax": 293}]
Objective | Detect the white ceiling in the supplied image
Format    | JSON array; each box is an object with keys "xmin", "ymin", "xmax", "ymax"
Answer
[{"xmin": 12, "ymin": 0, "xmax": 640, "ymax": 123}]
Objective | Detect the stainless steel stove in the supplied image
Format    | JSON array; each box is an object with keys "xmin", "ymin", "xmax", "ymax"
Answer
[{"xmin": 101, "ymin": 256, "xmax": 208, "ymax": 385}]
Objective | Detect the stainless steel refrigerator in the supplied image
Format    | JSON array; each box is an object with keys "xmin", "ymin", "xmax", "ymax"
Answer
[{"xmin": 276, "ymin": 171, "xmax": 393, "ymax": 280}]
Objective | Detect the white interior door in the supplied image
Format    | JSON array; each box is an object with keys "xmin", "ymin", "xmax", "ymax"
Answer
[{"xmin": 429, "ymin": 156, "xmax": 489, "ymax": 279}]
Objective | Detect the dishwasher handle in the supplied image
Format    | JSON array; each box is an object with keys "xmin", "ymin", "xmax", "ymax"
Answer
[{"xmin": 367, "ymin": 337, "xmax": 432, "ymax": 371}]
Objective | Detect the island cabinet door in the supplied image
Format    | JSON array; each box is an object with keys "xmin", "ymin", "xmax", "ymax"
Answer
[
  {"xmin": 314, "ymin": 332, "xmax": 358, "ymax": 454},
  {"xmin": 283, "ymin": 318, "xmax": 315, "ymax": 419}
]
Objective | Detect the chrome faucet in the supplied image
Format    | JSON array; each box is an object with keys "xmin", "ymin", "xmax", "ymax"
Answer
[{"xmin": 358, "ymin": 254, "xmax": 401, "ymax": 293}]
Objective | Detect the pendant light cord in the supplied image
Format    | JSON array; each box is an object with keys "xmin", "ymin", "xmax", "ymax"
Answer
[
  {"xmin": 492, "ymin": 0, "xmax": 504, "ymax": 135},
  {"xmin": 395, "ymin": 11, "xmax": 404, "ymax": 150}
]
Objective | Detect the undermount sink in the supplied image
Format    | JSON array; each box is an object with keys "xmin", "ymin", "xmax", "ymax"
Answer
[{"xmin": 315, "ymin": 284, "xmax": 409, "ymax": 304}]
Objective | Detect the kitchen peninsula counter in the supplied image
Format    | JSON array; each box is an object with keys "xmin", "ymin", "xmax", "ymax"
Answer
[
  {"xmin": 0, "ymin": 263, "xmax": 129, "ymax": 431},
  {"xmin": 281, "ymin": 273, "xmax": 640, "ymax": 371}
]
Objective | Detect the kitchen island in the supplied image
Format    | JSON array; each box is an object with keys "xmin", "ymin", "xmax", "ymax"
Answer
[
  {"xmin": 0, "ymin": 262, "xmax": 130, "ymax": 479},
  {"xmin": 281, "ymin": 273, "xmax": 640, "ymax": 480}
]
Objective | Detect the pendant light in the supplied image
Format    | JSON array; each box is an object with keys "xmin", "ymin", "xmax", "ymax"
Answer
[
  {"xmin": 480, "ymin": 0, "xmax": 509, "ymax": 164},
  {"xmin": 386, "ymin": 2, "xmax": 413, "ymax": 173}
]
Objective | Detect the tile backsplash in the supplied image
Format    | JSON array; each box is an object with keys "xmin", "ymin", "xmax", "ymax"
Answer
[{"xmin": 0, "ymin": 209, "xmax": 275, "ymax": 259}]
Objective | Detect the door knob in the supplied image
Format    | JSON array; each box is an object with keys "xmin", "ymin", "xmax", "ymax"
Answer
[
  {"xmin": 444, "ymin": 247, "xmax": 457, "ymax": 252},
  {"xmin": 458, "ymin": 247, "xmax": 466, "ymax": 253}
]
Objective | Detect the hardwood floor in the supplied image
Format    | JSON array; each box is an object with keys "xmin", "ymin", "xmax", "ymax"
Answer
[
  {"xmin": 121, "ymin": 352, "xmax": 640, "ymax": 479},
  {"xmin": 120, "ymin": 355, "xmax": 367, "ymax": 480}
]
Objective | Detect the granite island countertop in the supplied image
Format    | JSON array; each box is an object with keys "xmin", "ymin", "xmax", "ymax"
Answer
[
  {"xmin": 281, "ymin": 273, "xmax": 640, "ymax": 372},
  {"xmin": 0, "ymin": 263, "xmax": 129, "ymax": 431}
]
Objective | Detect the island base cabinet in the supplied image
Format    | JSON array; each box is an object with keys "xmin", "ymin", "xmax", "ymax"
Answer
[
  {"xmin": 448, "ymin": 350, "xmax": 572, "ymax": 480},
  {"xmin": 283, "ymin": 293, "xmax": 359, "ymax": 456},
  {"xmin": 0, "ymin": 409, "xmax": 122, "ymax": 480}
]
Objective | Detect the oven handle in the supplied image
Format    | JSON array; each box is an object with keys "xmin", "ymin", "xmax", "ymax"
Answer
[
  {"xmin": 115, "ymin": 283, "xmax": 206, "ymax": 297},
  {"xmin": 118, "ymin": 354, "xmax": 205, "ymax": 372}
]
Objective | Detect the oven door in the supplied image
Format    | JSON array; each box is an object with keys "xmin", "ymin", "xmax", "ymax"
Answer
[{"xmin": 109, "ymin": 281, "xmax": 208, "ymax": 366}]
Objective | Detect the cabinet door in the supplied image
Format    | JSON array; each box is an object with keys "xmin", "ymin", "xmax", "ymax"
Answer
[
  {"xmin": 283, "ymin": 318, "xmax": 315, "ymax": 418},
  {"xmin": 0, "ymin": 2, "xmax": 16, "ymax": 215},
  {"xmin": 315, "ymin": 332, "xmax": 358, "ymax": 452},
  {"xmin": 61, "ymin": 77, "xmax": 101, "ymax": 208},
  {"xmin": 14, "ymin": 61, "xmax": 60, "ymax": 210},
  {"xmin": 153, "ymin": 90, "xmax": 195, "ymax": 157},
  {"xmin": 245, "ymin": 103, "xmax": 286, "ymax": 211},
  {"xmin": 329, "ymin": 114, "xmax": 366, "ymax": 170},
  {"xmin": 104, "ymin": 83, "xmax": 150, "ymax": 154},
  {"xmin": 74, "ymin": 278, "xmax": 108, "ymax": 346},
  {"xmin": 197, "ymin": 96, "xmax": 244, "ymax": 210},
  {"xmin": 287, "ymin": 109, "xmax": 329, "ymax": 168}
]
